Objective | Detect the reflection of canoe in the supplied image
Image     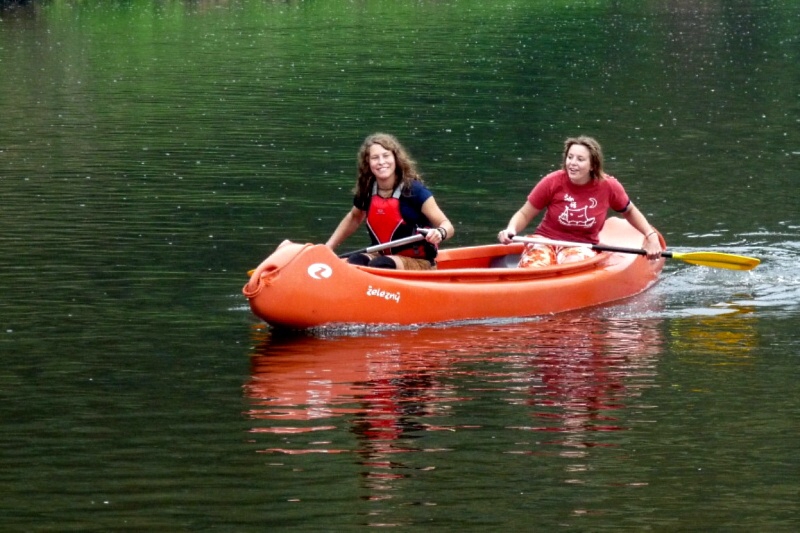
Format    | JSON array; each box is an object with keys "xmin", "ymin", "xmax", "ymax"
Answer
[
  {"xmin": 243, "ymin": 217, "xmax": 665, "ymax": 329},
  {"xmin": 245, "ymin": 316, "xmax": 664, "ymax": 456}
]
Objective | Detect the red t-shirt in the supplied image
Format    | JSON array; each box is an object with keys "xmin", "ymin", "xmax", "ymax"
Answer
[{"xmin": 527, "ymin": 170, "xmax": 630, "ymax": 243}]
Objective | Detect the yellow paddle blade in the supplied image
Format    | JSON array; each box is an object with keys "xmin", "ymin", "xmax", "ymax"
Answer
[{"xmin": 670, "ymin": 251, "xmax": 760, "ymax": 271}]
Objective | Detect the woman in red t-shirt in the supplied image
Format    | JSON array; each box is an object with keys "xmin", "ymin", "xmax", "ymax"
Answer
[{"xmin": 498, "ymin": 136, "xmax": 662, "ymax": 267}]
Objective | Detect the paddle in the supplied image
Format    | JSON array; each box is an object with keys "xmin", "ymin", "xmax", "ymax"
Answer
[
  {"xmin": 512, "ymin": 236, "xmax": 760, "ymax": 271},
  {"xmin": 337, "ymin": 231, "xmax": 427, "ymax": 258},
  {"xmin": 247, "ymin": 231, "xmax": 430, "ymax": 276}
]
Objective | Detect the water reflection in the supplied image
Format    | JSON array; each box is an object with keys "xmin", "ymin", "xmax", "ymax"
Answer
[
  {"xmin": 669, "ymin": 305, "xmax": 759, "ymax": 363},
  {"xmin": 505, "ymin": 320, "xmax": 663, "ymax": 457},
  {"xmin": 245, "ymin": 313, "xmax": 667, "ymax": 502},
  {"xmin": 246, "ymin": 327, "xmax": 458, "ymax": 452}
]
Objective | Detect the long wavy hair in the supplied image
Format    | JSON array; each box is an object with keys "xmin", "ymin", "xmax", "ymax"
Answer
[
  {"xmin": 353, "ymin": 133, "xmax": 424, "ymax": 201},
  {"xmin": 562, "ymin": 136, "xmax": 607, "ymax": 181}
]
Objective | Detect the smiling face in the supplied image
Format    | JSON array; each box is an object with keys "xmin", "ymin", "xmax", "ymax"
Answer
[
  {"xmin": 564, "ymin": 143, "xmax": 593, "ymax": 185},
  {"xmin": 368, "ymin": 143, "xmax": 397, "ymax": 187}
]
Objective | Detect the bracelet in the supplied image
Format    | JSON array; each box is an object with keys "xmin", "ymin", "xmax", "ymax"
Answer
[
  {"xmin": 437, "ymin": 227, "xmax": 447, "ymax": 240},
  {"xmin": 646, "ymin": 230, "xmax": 657, "ymax": 239}
]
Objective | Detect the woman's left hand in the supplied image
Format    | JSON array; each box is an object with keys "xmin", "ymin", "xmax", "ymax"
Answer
[{"xmin": 425, "ymin": 227, "xmax": 446, "ymax": 245}]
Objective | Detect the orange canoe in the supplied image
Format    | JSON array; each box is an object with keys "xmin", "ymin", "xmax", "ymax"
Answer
[{"xmin": 243, "ymin": 217, "xmax": 665, "ymax": 329}]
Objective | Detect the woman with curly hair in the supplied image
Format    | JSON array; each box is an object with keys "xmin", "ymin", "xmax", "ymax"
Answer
[{"xmin": 326, "ymin": 133, "xmax": 454, "ymax": 270}]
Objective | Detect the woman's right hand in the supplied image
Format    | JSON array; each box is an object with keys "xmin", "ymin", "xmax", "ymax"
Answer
[{"xmin": 498, "ymin": 229, "xmax": 515, "ymax": 244}]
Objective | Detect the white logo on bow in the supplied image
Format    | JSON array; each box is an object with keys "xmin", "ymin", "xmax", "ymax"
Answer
[{"xmin": 307, "ymin": 263, "xmax": 333, "ymax": 280}]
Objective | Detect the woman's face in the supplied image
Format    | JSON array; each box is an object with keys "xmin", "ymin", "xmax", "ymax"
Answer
[
  {"xmin": 368, "ymin": 143, "xmax": 396, "ymax": 184},
  {"xmin": 565, "ymin": 144, "xmax": 593, "ymax": 185}
]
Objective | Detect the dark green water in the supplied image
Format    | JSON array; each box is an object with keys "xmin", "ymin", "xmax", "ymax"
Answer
[{"xmin": 1, "ymin": 0, "xmax": 798, "ymax": 530}]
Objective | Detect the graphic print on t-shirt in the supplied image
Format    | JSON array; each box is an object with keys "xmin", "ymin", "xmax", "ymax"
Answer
[{"xmin": 557, "ymin": 194, "xmax": 597, "ymax": 228}]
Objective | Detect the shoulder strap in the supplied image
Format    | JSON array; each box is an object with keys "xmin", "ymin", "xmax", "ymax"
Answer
[{"xmin": 371, "ymin": 182, "xmax": 402, "ymax": 199}]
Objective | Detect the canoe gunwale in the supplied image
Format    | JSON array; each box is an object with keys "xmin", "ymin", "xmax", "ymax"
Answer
[{"xmin": 356, "ymin": 251, "xmax": 609, "ymax": 283}]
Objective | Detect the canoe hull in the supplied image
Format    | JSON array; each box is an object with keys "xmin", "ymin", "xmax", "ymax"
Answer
[{"xmin": 243, "ymin": 218, "xmax": 665, "ymax": 328}]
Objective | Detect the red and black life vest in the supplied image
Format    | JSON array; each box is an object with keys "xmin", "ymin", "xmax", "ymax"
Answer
[{"xmin": 365, "ymin": 183, "xmax": 433, "ymax": 259}]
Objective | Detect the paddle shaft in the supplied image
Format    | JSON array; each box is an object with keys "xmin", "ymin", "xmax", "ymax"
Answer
[
  {"xmin": 512, "ymin": 236, "xmax": 760, "ymax": 270},
  {"xmin": 338, "ymin": 230, "xmax": 429, "ymax": 258},
  {"xmin": 247, "ymin": 231, "xmax": 432, "ymax": 276},
  {"xmin": 512, "ymin": 236, "xmax": 653, "ymax": 255}
]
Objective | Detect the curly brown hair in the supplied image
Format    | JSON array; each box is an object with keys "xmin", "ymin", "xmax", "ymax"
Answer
[{"xmin": 353, "ymin": 133, "xmax": 425, "ymax": 201}]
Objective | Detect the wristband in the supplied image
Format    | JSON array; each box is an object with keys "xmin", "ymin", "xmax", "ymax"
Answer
[{"xmin": 437, "ymin": 227, "xmax": 447, "ymax": 240}]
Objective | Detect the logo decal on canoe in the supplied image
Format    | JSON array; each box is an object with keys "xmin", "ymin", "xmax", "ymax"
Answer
[
  {"xmin": 366, "ymin": 285, "xmax": 401, "ymax": 303},
  {"xmin": 307, "ymin": 263, "xmax": 333, "ymax": 280}
]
